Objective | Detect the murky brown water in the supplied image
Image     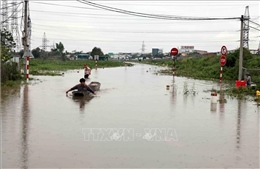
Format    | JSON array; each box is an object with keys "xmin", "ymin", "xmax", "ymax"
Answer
[{"xmin": 1, "ymin": 63, "xmax": 259, "ymax": 168}]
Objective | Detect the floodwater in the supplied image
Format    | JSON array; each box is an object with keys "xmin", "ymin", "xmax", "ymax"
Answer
[{"xmin": 1, "ymin": 63, "xmax": 259, "ymax": 168}]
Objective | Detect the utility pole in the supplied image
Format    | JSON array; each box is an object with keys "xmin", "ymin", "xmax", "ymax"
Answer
[
  {"xmin": 238, "ymin": 15, "xmax": 244, "ymax": 81},
  {"xmin": 23, "ymin": 0, "xmax": 28, "ymax": 51},
  {"xmin": 23, "ymin": 0, "xmax": 30, "ymax": 79}
]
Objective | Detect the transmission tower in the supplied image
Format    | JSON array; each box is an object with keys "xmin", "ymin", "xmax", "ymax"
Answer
[
  {"xmin": 1, "ymin": 0, "xmax": 9, "ymax": 30},
  {"xmin": 11, "ymin": 0, "xmax": 21, "ymax": 52},
  {"xmin": 141, "ymin": 41, "xmax": 145, "ymax": 54},
  {"xmin": 42, "ymin": 32, "xmax": 49, "ymax": 51},
  {"xmin": 243, "ymin": 6, "xmax": 250, "ymax": 49}
]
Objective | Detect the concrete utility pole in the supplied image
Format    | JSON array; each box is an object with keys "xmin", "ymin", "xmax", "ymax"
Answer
[
  {"xmin": 23, "ymin": 0, "xmax": 30, "ymax": 78},
  {"xmin": 238, "ymin": 15, "xmax": 244, "ymax": 81},
  {"xmin": 23, "ymin": 0, "xmax": 29, "ymax": 53}
]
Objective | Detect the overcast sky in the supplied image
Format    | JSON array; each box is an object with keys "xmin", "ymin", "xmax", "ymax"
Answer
[{"xmin": 27, "ymin": 0, "xmax": 260, "ymax": 54}]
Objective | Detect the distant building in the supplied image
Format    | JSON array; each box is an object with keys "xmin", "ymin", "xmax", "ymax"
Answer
[
  {"xmin": 77, "ymin": 53, "xmax": 90, "ymax": 59},
  {"xmin": 152, "ymin": 48, "xmax": 159, "ymax": 56},
  {"xmin": 194, "ymin": 50, "xmax": 207, "ymax": 55},
  {"xmin": 180, "ymin": 46, "xmax": 194, "ymax": 53},
  {"xmin": 249, "ymin": 49, "xmax": 259, "ymax": 54},
  {"xmin": 152, "ymin": 48, "xmax": 163, "ymax": 56}
]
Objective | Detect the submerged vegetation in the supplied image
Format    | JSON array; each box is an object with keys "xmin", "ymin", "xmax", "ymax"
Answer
[
  {"xmin": 183, "ymin": 82, "xmax": 197, "ymax": 95},
  {"xmin": 26, "ymin": 58, "xmax": 129, "ymax": 75},
  {"xmin": 1, "ymin": 58, "xmax": 130, "ymax": 86},
  {"xmin": 143, "ymin": 49, "xmax": 260, "ymax": 87},
  {"xmin": 142, "ymin": 48, "xmax": 260, "ymax": 99}
]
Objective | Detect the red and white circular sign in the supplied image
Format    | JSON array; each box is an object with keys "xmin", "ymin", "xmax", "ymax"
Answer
[
  {"xmin": 220, "ymin": 55, "xmax": 227, "ymax": 67},
  {"xmin": 170, "ymin": 48, "xmax": 178, "ymax": 56},
  {"xmin": 221, "ymin": 46, "xmax": 228, "ymax": 55}
]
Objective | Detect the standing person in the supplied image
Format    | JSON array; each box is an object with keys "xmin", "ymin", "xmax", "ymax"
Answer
[
  {"xmin": 246, "ymin": 73, "xmax": 252, "ymax": 87},
  {"xmin": 84, "ymin": 64, "xmax": 91, "ymax": 79},
  {"xmin": 66, "ymin": 78, "xmax": 96, "ymax": 95}
]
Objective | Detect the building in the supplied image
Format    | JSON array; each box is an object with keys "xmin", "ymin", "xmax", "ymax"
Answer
[
  {"xmin": 152, "ymin": 48, "xmax": 163, "ymax": 56},
  {"xmin": 194, "ymin": 50, "xmax": 208, "ymax": 55},
  {"xmin": 180, "ymin": 46, "xmax": 194, "ymax": 53},
  {"xmin": 77, "ymin": 53, "xmax": 90, "ymax": 59}
]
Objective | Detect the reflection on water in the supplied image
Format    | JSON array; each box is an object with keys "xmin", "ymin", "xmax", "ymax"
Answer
[
  {"xmin": 219, "ymin": 92, "xmax": 225, "ymax": 113},
  {"xmin": 20, "ymin": 85, "xmax": 30, "ymax": 169},
  {"xmin": 1, "ymin": 63, "xmax": 259, "ymax": 168},
  {"xmin": 236, "ymin": 100, "xmax": 242, "ymax": 149},
  {"xmin": 70, "ymin": 95, "xmax": 94, "ymax": 111},
  {"xmin": 210, "ymin": 103, "xmax": 217, "ymax": 112}
]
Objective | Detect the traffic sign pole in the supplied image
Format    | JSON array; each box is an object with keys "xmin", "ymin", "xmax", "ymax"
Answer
[
  {"xmin": 220, "ymin": 66, "xmax": 223, "ymax": 83},
  {"xmin": 219, "ymin": 46, "xmax": 227, "ymax": 85},
  {"xmin": 170, "ymin": 48, "xmax": 178, "ymax": 76}
]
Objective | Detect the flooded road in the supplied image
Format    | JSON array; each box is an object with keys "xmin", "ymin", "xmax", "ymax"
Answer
[{"xmin": 1, "ymin": 63, "xmax": 259, "ymax": 168}]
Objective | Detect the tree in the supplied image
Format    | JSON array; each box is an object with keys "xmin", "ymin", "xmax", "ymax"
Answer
[
  {"xmin": 31, "ymin": 47, "xmax": 41, "ymax": 58},
  {"xmin": 50, "ymin": 42, "xmax": 66, "ymax": 60},
  {"xmin": 0, "ymin": 29, "xmax": 22, "ymax": 83},
  {"xmin": 55, "ymin": 42, "xmax": 64, "ymax": 55},
  {"xmin": 0, "ymin": 29, "xmax": 16, "ymax": 62},
  {"xmin": 90, "ymin": 47, "xmax": 104, "ymax": 58}
]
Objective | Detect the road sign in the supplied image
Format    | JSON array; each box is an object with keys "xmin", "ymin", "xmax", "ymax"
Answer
[
  {"xmin": 221, "ymin": 46, "xmax": 228, "ymax": 55},
  {"xmin": 171, "ymin": 48, "xmax": 178, "ymax": 56},
  {"xmin": 220, "ymin": 55, "xmax": 226, "ymax": 67}
]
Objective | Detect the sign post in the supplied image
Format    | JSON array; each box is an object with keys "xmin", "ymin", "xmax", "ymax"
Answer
[
  {"xmin": 219, "ymin": 46, "xmax": 227, "ymax": 84},
  {"xmin": 219, "ymin": 46, "xmax": 227, "ymax": 112},
  {"xmin": 94, "ymin": 55, "xmax": 99, "ymax": 70},
  {"xmin": 170, "ymin": 48, "xmax": 178, "ymax": 76},
  {"xmin": 220, "ymin": 55, "xmax": 227, "ymax": 83}
]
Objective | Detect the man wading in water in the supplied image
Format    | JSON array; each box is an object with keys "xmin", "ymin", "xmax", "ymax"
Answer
[
  {"xmin": 84, "ymin": 64, "xmax": 91, "ymax": 79},
  {"xmin": 66, "ymin": 78, "xmax": 96, "ymax": 95}
]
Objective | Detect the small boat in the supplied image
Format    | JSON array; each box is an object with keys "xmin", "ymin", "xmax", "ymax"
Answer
[
  {"xmin": 72, "ymin": 91, "xmax": 89, "ymax": 97},
  {"xmin": 89, "ymin": 81, "xmax": 101, "ymax": 91},
  {"xmin": 72, "ymin": 82, "xmax": 101, "ymax": 97}
]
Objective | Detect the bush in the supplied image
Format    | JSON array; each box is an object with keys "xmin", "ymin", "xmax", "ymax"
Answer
[{"xmin": 1, "ymin": 62, "xmax": 22, "ymax": 83}]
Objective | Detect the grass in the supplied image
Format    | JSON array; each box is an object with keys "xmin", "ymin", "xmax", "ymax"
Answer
[{"xmin": 20, "ymin": 58, "xmax": 131, "ymax": 75}]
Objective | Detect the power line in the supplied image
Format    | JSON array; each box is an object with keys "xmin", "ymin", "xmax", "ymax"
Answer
[
  {"xmin": 31, "ymin": 1, "xmax": 99, "ymax": 10},
  {"xmin": 77, "ymin": 0, "xmax": 240, "ymax": 21},
  {"xmin": 249, "ymin": 20, "xmax": 260, "ymax": 27},
  {"xmin": 249, "ymin": 25, "xmax": 260, "ymax": 32},
  {"xmin": 27, "ymin": 1, "xmax": 259, "ymax": 52}
]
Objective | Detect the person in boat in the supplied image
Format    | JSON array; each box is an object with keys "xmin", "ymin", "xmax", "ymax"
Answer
[
  {"xmin": 84, "ymin": 64, "xmax": 91, "ymax": 79},
  {"xmin": 66, "ymin": 78, "xmax": 96, "ymax": 95}
]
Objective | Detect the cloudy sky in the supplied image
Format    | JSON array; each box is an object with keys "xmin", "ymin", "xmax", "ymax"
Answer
[{"xmin": 27, "ymin": 0, "xmax": 260, "ymax": 54}]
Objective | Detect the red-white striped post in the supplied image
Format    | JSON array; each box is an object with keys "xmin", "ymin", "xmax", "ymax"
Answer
[
  {"xmin": 219, "ymin": 66, "xmax": 223, "ymax": 83},
  {"xmin": 25, "ymin": 56, "xmax": 30, "ymax": 79}
]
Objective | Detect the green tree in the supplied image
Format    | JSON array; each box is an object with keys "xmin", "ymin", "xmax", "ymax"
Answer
[
  {"xmin": 90, "ymin": 47, "xmax": 104, "ymax": 58},
  {"xmin": 51, "ymin": 42, "xmax": 65, "ymax": 60},
  {"xmin": 32, "ymin": 47, "xmax": 41, "ymax": 58},
  {"xmin": 0, "ymin": 29, "xmax": 22, "ymax": 83},
  {"xmin": 55, "ymin": 42, "xmax": 64, "ymax": 54},
  {"xmin": 0, "ymin": 29, "xmax": 16, "ymax": 62}
]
